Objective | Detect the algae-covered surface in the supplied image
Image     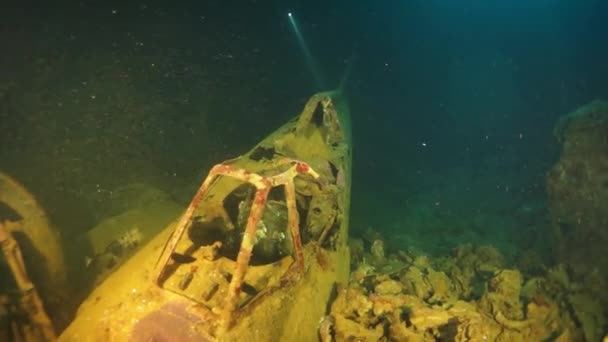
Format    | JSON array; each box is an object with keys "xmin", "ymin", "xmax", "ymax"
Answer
[{"xmin": 1, "ymin": 1, "xmax": 608, "ymax": 341}]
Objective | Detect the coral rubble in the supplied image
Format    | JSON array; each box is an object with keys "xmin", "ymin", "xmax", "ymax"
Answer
[{"xmin": 327, "ymin": 240, "xmax": 587, "ymax": 341}]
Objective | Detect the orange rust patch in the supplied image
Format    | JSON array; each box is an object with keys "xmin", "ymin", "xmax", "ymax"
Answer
[{"xmin": 296, "ymin": 162, "xmax": 309, "ymax": 173}]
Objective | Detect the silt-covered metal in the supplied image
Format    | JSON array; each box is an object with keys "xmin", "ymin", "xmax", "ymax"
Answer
[{"xmin": 59, "ymin": 91, "xmax": 352, "ymax": 341}]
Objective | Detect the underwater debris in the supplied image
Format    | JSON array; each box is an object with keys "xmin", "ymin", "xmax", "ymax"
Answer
[
  {"xmin": 370, "ymin": 239, "xmax": 387, "ymax": 266},
  {"xmin": 329, "ymin": 241, "xmax": 587, "ymax": 341},
  {"xmin": 0, "ymin": 221, "xmax": 56, "ymax": 341},
  {"xmin": 0, "ymin": 172, "xmax": 68, "ymax": 337},
  {"xmin": 479, "ymin": 269, "xmax": 524, "ymax": 321}
]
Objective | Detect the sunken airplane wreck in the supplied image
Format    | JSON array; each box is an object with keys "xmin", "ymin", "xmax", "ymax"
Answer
[{"xmin": 59, "ymin": 91, "xmax": 353, "ymax": 341}]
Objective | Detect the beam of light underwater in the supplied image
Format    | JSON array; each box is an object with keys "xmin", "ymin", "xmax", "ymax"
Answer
[{"xmin": 287, "ymin": 12, "xmax": 325, "ymax": 90}]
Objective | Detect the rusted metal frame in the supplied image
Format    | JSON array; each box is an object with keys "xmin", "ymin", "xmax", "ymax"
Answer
[
  {"xmin": 218, "ymin": 161, "xmax": 318, "ymax": 331},
  {"xmin": 267, "ymin": 161, "xmax": 319, "ymax": 275},
  {"xmin": 266, "ymin": 161, "xmax": 318, "ymax": 273},
  {"xmin": 154, "ymin": 162, "xmax": 270, "ymax": 285},
  {"xmin": 284, "ymin": 179, "xmax": 303, "ymax": 272},
  {"xmin": 0, "ymin": 223, "xmax": 56, "ymax": 341},
  {"xmin": 219, "ymin": 184, "xmax": 270, "ymax": 332},
  {"xmin": 153, "ymin": 164, "xmax": 225, "ymax": 285},
  {"xmin": 153, "ymin": 157, "xmax": 320, "ymax": 333}
]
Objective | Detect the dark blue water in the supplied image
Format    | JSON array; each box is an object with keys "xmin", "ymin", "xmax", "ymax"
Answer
[{"xmin": 1, "ymin": 0, "xmax": 607, "ymax": 336}]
